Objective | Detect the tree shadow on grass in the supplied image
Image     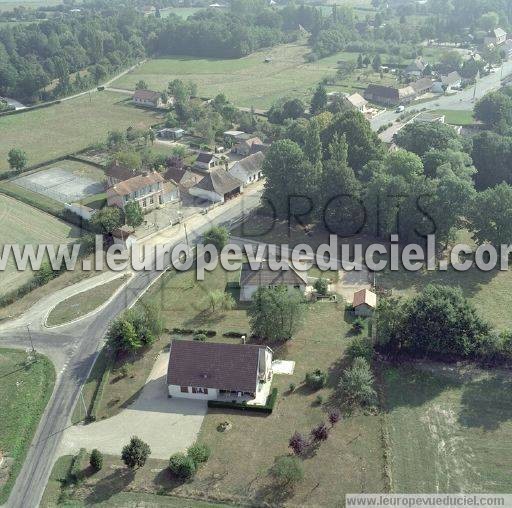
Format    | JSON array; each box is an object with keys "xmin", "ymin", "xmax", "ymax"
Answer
[
  {"xmin": 84, "ymin": 468, "xmax": 135, "ymax": 505},
  {"xmin": 458, "ymin": 374, "xmax": 512, "ymax": 431}
]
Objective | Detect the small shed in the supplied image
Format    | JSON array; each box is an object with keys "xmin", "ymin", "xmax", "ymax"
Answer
[{"xmin": 353, "ymin": 289, "xmax": 377, "ymax": 317}]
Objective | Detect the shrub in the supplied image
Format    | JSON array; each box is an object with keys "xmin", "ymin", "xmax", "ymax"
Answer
[
  {"xmin": 270, "ymin": 456, "xmax": 304, "ymax": 485},
  {"xmin": 315, "ymin": 395, "xmax": 323, "ymax": 405},
  {"xmin": 305, "ymin": 369, "xmax": 327, "ymax": 390},
  {"xmin": 288, "ymin": 432, "xmax": 307, "ymax": 456},
  {"xmin": 288, "ymin": 383, "xmax": 296, "ymax": 393},
  {"xmin": 339, "ymin": 357, "xmax": 377, "ymax": 407},
  {"xmin": 313, "ymin": 277, "xmax": 329, "ymax": 296},
  {"xmin": 328, "ymin": 409, "xmax": 341, "ymax": 427},
  {"xmin": 193, "ymin": 333, "xmax": 207, "ymax": 342},
  {"xmin": 351, "ymin": 317, "xmax": 365, "ymax": 334},
  {"xmin": 89, "ymin": 449, "xmax": 103, "ymax": 472},
  {"xmin": 169, "ymin": 452, "xmax": 196, "ymax": 479},
  {"xmin": 187, "ymin": 443, "xmax": 211, "ymax": 465},
  {"xmin": 346, "ymin": 336, "xmax": 374, "ymax": 362},
  {"xmin": 311, "ymin": 423, "xmax": 329, "ymax": 442},
  {"xmin": 121, "ymin": 436, "xmax": 151, "ymax": 469}
]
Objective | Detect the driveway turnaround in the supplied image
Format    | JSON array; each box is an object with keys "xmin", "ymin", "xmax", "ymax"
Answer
[{"xmin": 59, "ymin": 352, "xmax": 207, "ymax": 459}]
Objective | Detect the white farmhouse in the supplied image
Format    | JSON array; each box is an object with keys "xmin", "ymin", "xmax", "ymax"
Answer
[
  {"xmin": 228, "ymin": 151, "xmax": 265, "ymax": 186},
  {"xmin": 167, "ymin": 340, "xmax": 273, "ymax": 403}
]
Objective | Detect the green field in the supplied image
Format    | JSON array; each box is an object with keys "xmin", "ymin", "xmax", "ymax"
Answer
[
  {"xmin": 46, "ymin": 275, "xmax": 128, "ymax": 327},
  {"xmin": 435, "ymin": 109, "xmax": 475, "ymax": 126},
  {"xmin": 112, "ymin": 43, "xmax": 399, "ymax": 109},
  {"xmin": 0, "ymin": 91, "xmax": 162, "ymax": 173},
  {"xmin": 384, "ymin": 363, "xmax": 512, "ymax": 493},
  {"xmin": 0, "ymin": 194, "xmax": 80, "ymax": 296},
  {"xmin": 159, "ymin": 6, "xmax": 203, "ymax": 19},
  {"xmin": 0, "ymin": 0, "xmax": 60, "ymax": 11},
  {"xmin": 0, "ymin": 349, "xmax": 55, "ymax": 503}
]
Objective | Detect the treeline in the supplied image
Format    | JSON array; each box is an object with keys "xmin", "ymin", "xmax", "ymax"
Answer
[
  {"xmin": 0, "ymin": 9, "xmax": 148, "ymax": 101},
  {"xmin": 150, "ymin": 2, "xmax": 321, "ymax": 58}
]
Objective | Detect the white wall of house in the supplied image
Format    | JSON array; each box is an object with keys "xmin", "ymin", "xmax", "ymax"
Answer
[
  {"xmin": 189, "ymin": 187, "xmax": 224, "ymax": 203},
  {"xmin": 228, "ymin": 167, "xmax": 261, "ymax": 186},
  {"xmin": 168, "ymin": 384, "xmax": 219, "ymax": 400}
]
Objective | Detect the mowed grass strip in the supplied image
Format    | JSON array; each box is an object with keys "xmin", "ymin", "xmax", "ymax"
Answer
[
  {"xmin": 0, "ymin": 91, "xmax": 162, "ymax": 172},
  {"xmin": 46, "ymin": 275, "xmax": 129, "ymax": 327},
  {"xmin": 383, "ymin": 363, "xmax": 512, "ymax": 493},
  {"xmin": 0, "ymin": 348, "xmax": 55, "ymax": 503},
  {"xmin": 0, "ymin": 193, "xmax": 80, "ymax": 296},
  {"xmin": 434, "ymin": 109, "xmax": 475, "ymax": 126}
]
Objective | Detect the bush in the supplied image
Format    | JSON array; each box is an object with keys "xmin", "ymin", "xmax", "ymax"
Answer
[
  {"xmin": 305, "ymin": 369, "xmax": 327, "ymax": 390},
  {"xmin": 339, "ymin": 357, "xmax": 377, "ymax": 407},
  {"xmin": 315, "ymin": 394, "xmax": 323, "ymax": 405},
  {"xmin": 270, "ymin": 456, "xmax": 304, "ymax": 485},
  {"xmin": 351, "ymin": 317, "xmax": 365, "ymax": 334},
  {"xmin": 346, "ymin": 336, "xmax": 374, "ymax": 362},
  {"xmin": 90, "ymin": 449, "xmax": 103, "ymax": 472},
  {"xmin": 208, "ymin": 388, "xmax": 278, "ymax": 414},
  {"xmin": 193, "ymin": 333, "xmax": 207, "ymax": 342},
  {"xmin": 169, "ymin": 452, "xmax": 196, "ymax": 479},
  {"xmin": 310, "ymin": 422, "xmax": 329, "ymax": 442},
  {"xmin": 187, "ymin": 443, "xmax": 211, "ymax": 465},
  {"xmin": 313, "ymin": 278, "xmax": 329, "ymax": 296},
  {"xmin": 288, "ymin": 382, "xmax": 296, "ymax": 393},
  {"xmin": 121, "ymin": 436, "xmax": 151, "ymax": 469},
  {"xmin": 289, "ymin": 431, "xmax": 307, "ymax": 455}
]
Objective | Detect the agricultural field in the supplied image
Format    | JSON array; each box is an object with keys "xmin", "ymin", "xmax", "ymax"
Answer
[
  {"xmin": 0, "ymin": 91, "xmax": 163, "ymax": 173},
  {"xmin": 112, "ymin": 43, "xmax": 401, "ymax": 109},
  {"xmin": 383, "ymin": 363, "xmax": 512, "ymax": 493},
  {"xmin": 0, "ymin": 194, "xmax": 80, "ymax": 296},
  {"xmin": 0, "ymin": 349, "xmax": 55, "ymax": 503}
]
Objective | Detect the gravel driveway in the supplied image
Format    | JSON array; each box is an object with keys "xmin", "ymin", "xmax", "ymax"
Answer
[{"xmin": 60, "ymin": 352, "xmax": 207, "ymax": 459}]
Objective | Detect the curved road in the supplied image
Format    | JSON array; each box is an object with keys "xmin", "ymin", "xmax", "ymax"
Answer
[{"xmin": 0, "ymin": 188, "xmax": 261, "ymax": 508}]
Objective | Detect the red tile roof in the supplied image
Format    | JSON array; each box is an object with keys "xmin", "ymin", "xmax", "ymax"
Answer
[{"xmin": 352, "ymin": 289, "xmax": 377, "ymax": 308}]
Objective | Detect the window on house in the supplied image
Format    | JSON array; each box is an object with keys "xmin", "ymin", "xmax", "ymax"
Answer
[
  {"xmin": 159, "ymin": 195, "xmax": 163, "ymax": 205},
  {"xmin": 180, "ymin": 386, "xmax": 189, "ymax": 393},
  {"xmin": 142, "ymin": 199, "xmax": 146, "ymax": 207},
  {"xmin": 149, "ymin": 196, "xmax": 154, "ymax": 204}
]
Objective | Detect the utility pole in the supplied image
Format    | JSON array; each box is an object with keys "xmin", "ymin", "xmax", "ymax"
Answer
[
  {"xmin": 26, "ymin": 325, "xmax": 35, "ymax": 355},
  {"xmin": 184, "ymin": 223, "xmax": 190, "ymax": 249}
]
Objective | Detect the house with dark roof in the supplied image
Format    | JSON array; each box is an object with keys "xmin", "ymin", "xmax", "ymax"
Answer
[
  {"xmin": 239, "ymin": 261, "xmax": 308, "ymax": 302},
  {"xmin": 167, "ymin": 340, "xmax": 273, "ymax": 403},
  {"xmin": 232, "ymin": 136, "xmax": 264, "ymax": 156},
  {"xmin": 411, "ymin": 77, "xmax": 434, "ymax": 96},
  {"xmin": 228, "ymin": 151, "xmax": 264, "ymax": 186},
  {"xmin": 189, "ymin": 167, "xmax": 242, "ymax": 203},
  {"xmin": 133, "ymin": 89, "xmax": 172, "ymax": 109},
  {"xmin": 405, "ymin": 57, "xmax": 428, "ymax": 78},
  {"xmin": 106, "ymin": 171, "xmax": 167, "ymax": 210},
  {"xmin": 193, "ymin": 152, "xmax": 222, "ymax": 172},
  {"xmin": 105, "ymin": 163, "xmax": 141, "ymax": 188},
  {"xmin": 164, "ymin": 166, "xmax": 204, "ymax": 190},
  {"xmin": 432, "ymin": 72, "xmax": 462, "ymax": 93},
  {"xmin": 364, "ymin": 84, "xmax": 416, "ymax": 106}
]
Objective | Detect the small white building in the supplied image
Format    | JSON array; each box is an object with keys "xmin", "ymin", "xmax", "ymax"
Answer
[
  {"xmin": 167, "ymin": 340, "xmax": 273, "ymax": 403},
  {"xmin": 228, "ymin": 151, "xmax": 264, "ymax": 186},
  {"xmin": 133, "ymin": 89, "xmax": 173, "ymax": 109},
  {"xmin": 193, "ymin": 152, "xmax": 222, "ymax": 172},
  {"xmin": 432, "ymin": 72, "xmax": 462, "ymax": 93},
  {"xmin": 65, "ymin": 203, "xmax": 96, "ymax": 221},
  {"xmin": 239, "ymin": 261, "xmax": 308, "ymax": 302},
  {"xmin": 353, "ymin": 289, "xmax": 377, "ymax": 317},
  {"xmin": 343, "ymin": 92, "xmax": 368, "ymax": 113}
]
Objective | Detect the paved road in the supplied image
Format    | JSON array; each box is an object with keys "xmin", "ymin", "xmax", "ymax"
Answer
[
  {"xmin": 371, "ymin": 60, "xmax": 512, "ymax": 130},
  {"xmin": 0, "ymin": 187, "xmax": 261, "ymax": 508}
]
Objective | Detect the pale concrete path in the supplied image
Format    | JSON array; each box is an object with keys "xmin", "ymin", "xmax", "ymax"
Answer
[{"xmin": 59, "ymin": 351, "xmax": 207, "ymax": 459}]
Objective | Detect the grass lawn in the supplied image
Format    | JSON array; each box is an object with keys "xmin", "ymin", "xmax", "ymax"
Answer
[
  {"xmin": 434, "ymin": 109, "xmax": 475, "ymax": 126},
  {"xmin": 0, "ymin": 91, "xmax": 163, "ymax": 173},
  {"xmin": 112, "ymin": 43, "xmax": 400, "ymax": 109},
  {"xmin": 46, "ymin": 275, "xmax": 129, "ymax": 327},
  {"xmin": 0, "ymin": 348, "xmax": 55, "ymax": 503},
  {"xmin": 71, "ymin": 263, "xmax": 386, "ymax": 505},
  {"xmin": 0, "ymin": 0, "xmax": 60, "ymax": 11},
  {"xmin": 0, "ymin": 193, "xmax": 80, "ymax": 297},
  {"xmin": 159, "ymin": 6, "xmax": 204, "ymax": 19},
  {"xmin": 383, "ymin": 363, "xmax": 512, "ymax": 493}
]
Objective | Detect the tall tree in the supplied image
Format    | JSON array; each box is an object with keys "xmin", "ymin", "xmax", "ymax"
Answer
[
  {"xmin": 7, "ymin": 148, "xmax": 27, "ymax": 172},
  {"xmin": 124, "ymin": 201, "xmax": 144, "ymax": 228},
  {"xmin": 310, "ymin": 83, "xmax": 328, "ymax": 115}
]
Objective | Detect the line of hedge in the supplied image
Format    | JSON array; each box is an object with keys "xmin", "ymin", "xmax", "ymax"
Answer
[
  {"xmin": 171, "ymin": 328, "xmax": 217, "ymax": 337},
  {"xmin": 208, "ymin": 387, "xmax": 278, "ymax": 414},
  {"xmin": 88, "ymin": 351, "xmax": 113, "ymax": 422},
  {"xmin": 0, "ymin": 99, "xmax": 62, "ymax": 118}
]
